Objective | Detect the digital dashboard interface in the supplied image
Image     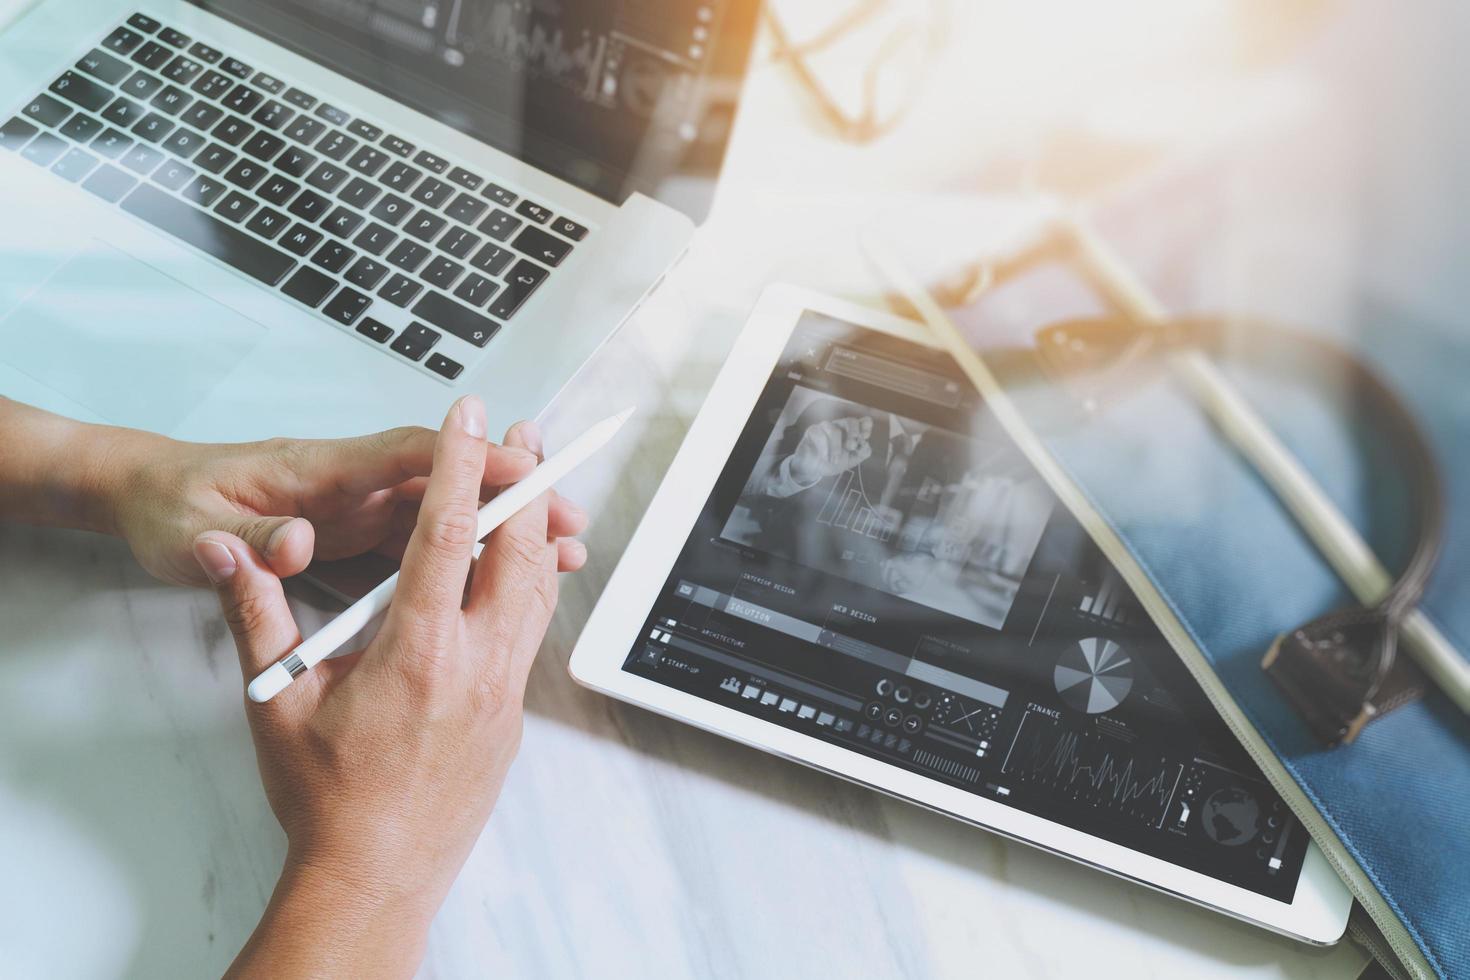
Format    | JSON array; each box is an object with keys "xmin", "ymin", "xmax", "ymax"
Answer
[
  {"xmin": 191, "ymin": 0, "xmax": 759, "ymax": 211},
  {"xmin": 622, "ymin": 312, "xmax": 1308, "ymax": 902}
]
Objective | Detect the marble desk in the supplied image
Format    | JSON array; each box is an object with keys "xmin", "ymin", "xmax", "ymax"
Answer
[{"xmin": 0, "ymin": 1, "xmax": 1370, "ymax": 976}]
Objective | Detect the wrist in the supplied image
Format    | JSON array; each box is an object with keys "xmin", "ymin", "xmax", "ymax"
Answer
[{"xmin": 66, "ymin": 423, "xmax": 167, "ymax": 537}]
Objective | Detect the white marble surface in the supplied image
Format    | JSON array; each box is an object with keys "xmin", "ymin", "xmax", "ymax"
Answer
[{"xmin": 0, "ymin": 2, "xmax": 1372, "ymax": 977}]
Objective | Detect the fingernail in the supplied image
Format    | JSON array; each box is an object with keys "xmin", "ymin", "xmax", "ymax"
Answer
[
  {"xmin": 457, "ymin": 395, "xmax": 486, "ymax": 439},
  {"xmin": 266, "ymin": 518, "xmax": 297, "ymax": 557},
  {"xmin": 504, "ymin": 445, "xmax": 538, "ymax": 464},
  {"xmin": 193, "ymin": 536, "xmax": 237, "ymax": 584},
  {"xmin": 518, "ymin": 419, "xmax": 543, "ymax": 457},
  {"xmin": 565, "ymin": 539, "xmax": 587, "ymax": 565}
]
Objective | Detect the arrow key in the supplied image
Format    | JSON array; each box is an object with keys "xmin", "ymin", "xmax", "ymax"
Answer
[{"xmin": 510, "ymin": 225, "xmax": 570, "ymax": 267}]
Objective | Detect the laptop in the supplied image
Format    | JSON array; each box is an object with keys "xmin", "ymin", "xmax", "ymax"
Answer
[{"xmin": 0, "ymin": 0, "xmax": 759, "ymax": 443}]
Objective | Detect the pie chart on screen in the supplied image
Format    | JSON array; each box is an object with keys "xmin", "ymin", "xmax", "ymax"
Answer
[{"xmin": 1054, "ymin": 637, "xmax": 1134, "ymax": 714}]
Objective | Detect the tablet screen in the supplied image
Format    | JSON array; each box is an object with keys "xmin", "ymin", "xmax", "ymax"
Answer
[{"xmin": 621, "ymin": 311, "xmax": 1307, "ymax": 902}]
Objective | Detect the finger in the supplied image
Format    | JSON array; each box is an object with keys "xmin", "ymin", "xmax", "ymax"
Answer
[
  {"xmin": 468, "ymin": 489, "xmax": 556, "ymax": 686},
  {"xmin": 192, "ymin": 531, "xmax": 319, "ymax": 716},
  {"xmin": 219, "ymin": 514, "xmax": 316, "ymax": 578},
  {"xmin": 557, "ymin": 536, "xmax": 587, "ymax": 572},
  {"xmin": 547, "ymin": 492, "xmax": 588, "ymax": 539},
  {"xmin": 390, "ymin": 395, "xmax": 489, "ymax": 639},
  {"xmin": 287, "ymin": 426, "xmax": 536, "ymax": 498},
  {"xmin": 853, "ymin": 441, "xmax": 873, "ymax": 465},
  {"xmin": 857, "ymin": 415, "xmax": 873, "ymax": 439}
]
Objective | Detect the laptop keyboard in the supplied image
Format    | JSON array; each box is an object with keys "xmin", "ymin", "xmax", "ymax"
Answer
[{"xmin": 0, "ymin": 11, "xmax": 593, "ymax": 383}]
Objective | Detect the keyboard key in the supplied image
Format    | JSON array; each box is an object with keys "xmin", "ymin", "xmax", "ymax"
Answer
[
  {"xmin": 353, "ymin": 222, "xmax": 396, "ymax": 255},
  {"xmin": 50, "ymin": 70, "xmax": 113, "ymax": 112},
  {"xmin": 121, "ymin": 183, "xmax": 295, "ymax": 285},
  {"xmin": 380, "ymin": 161, "xmax": 420, "ymax": 193},
  {"xmin": 283, "ymin": 87, "xmax": 315, "ymax": 111},
  {"xmin": 162, "ymin": 55, "xmax": 203, "ymax": 85},
  {"xmin": 478, "ymin": 208, "xmax": 520, "ymax": 241},
  {"xmin": 221, "ymin": 57, "xmax": 253, "ymax": 79},
  {"xmin": 23, "ymin": 93, "xmax": 72, "ymax": 128},
  {"xmin": 160, "ymin": 127, "xmax": 205, "ymax": 158},
  {"xmin": 403, "ymin": 210, "xmax": 446, "ymax": 243},
  {"xmin": 222, "ymin": 83, "xmax": 263, "ymax": 115},
  {"xmin": 194, "ymin": 143, "xmax": 236, "ymax": 174},
  {"xmin": 81, "ymin": 163, "xmax": 137, "ymax": 202},
  {"xmin": 446, "ymin": 166, "xmax": 481, "ymax": 191},
  {"xmin": 287, "ymin": 188, "xmax": 329, "ymax": 221},
  {"xmin": 258, "ymin": 174, "xmax": 299, "ymax": 205},
  {"xmin": 245, "ymin": 206, "xmax": 289, "ymax": 239},
  {"xmin": 275, "ymin": 145, "xmax": 316, "ymax": 177},
  {"xmin": 413, "ymin": 149, "xmax": 448, "ymax": 173},
  {"xmin": 377, "ymin": 273, "xmax": 421, "ymax": 307},
  {"xmin": 120, "ymin": 143, "xmax": 164, "ymax": 174},
  {"xmin": 191, "ymin": 69, "xmax": 234, "ymax": 100},
  {"xmin": 181, "ymin": 100, "xmax": 224, "ymax": 131},
  {"xmin": 131, "ymin": 112, "xmax": 174, "ymax": 143},
  {"xmin": 251, "ymin": 72, "xmax": 285, "ymax": 95},
  {"xmin": 0, "ymin": 117, "xmax": 37, "ymax": 152},
  {"xmin": 452, "ymin": 272, "xmax": 498, "ymax": 308},
  {"xmin": 224, "ymin": 157, "xmax": 267, "ymax": 189},
  {"xmin": 77, "ymin": 48, "xmax": 132, "ymax": 85},
  {"xmin": 346, "ymin": 144, "xmax": 388, "ymax": 176},
  {"xmin": 386, "ymin": 239, "xmax": 429, "ymax": 272},
  {"xmin": 425, "ymin": 352, "xmax": 464, "ymax": 380},
  {"xmin": 468, "ymin": 242, "xmax": 513, "ymax": 276},
  {"xmin": 242, "ymin": 131, "xmax": 285, "ymax": 162},
  {"xmin": 187, "ymin": 41, "xmax": 222, "ymax": 64},
  {"xmin": 280, "ymin": 222, "xmax": 323, "ymax": 256},
  {"xmin": 512, "ymin": 225, "xmax": 572, "ymax": 267},
  {"xmin": 316, "ymin": 130, "xmax": 356, "ymax": 161},
  {"xmin": 515, "ymin": 199, "xmax": 551, "ymax": 224},
  {"xmin": 345, "ymin": 256, "xmax": 388, "ymax": 289},
  {"xmin": 412, "ymin": 292, "xmax": 498, "ymax": 347},
  {"xmin": 103, "ymin": 26, "xmax": 145, "ymax": 55},
  {"xmin": 369, "ymin": 193, "xmax": 412, "ymax": 226},
  {"xmin": 51, "ymin": 146, "xmax": 100, "ymax": 182},
  {"xmin": 355, "ymin": 316, "xmax": 392, "ymax": 342},
  {"xmin": 252, "ymin": 100, "xmax": 293, "ymax": 130},
  {"xmin": 321, "ymin": 285, "xmax": 370, "ymax": 325},
  {"xmin": 121, "ymin": 70, "xmax": 164, "ymax": 101},
  {"xmin": 126, "ymin": 13, "xmax": 160, "ymax": 33},
  {"xmin": 131, "ymin": 40, "xmax": 173, "ymax": 70},
  {"xmin": 321, "ymin": 205, "xmax": 363, "ymax": 238},
  {"xmin": 305, "ymin": 161, "xmax": 348, "ymax": 192},
  {"xmin": 409, "ymin": 176, "xmax": 454, "ymax": 208},
  {"xmin": 346, "ymin": 119, "xmax": 381, "ymax": 141},
  {"xmin": 338, "ymin": 176, "xmax": 380, "ymax": 209},
  {"xmin": 101, "ymin": 96, "xmax": 144, "ymax": 127},
  {"xmin": 90, "ymin": 127, "xmax": 133, "ymax": 159},
  {"xmin": 311, "ymin": 239, "xmax": 355, "ymax": 273},
  {"xmin": 213, "ymin": 190, "xmax": 257, "ymax": 222},
  {"xmin": 20, "ymin": 131, "xmax": 67, "ymax": 167},
  {"xmin": 181, "ymin": 173, "xmax": 226, "ymax": 206},
  {"xmin": 445, "ymin": 192, "xmax": 487, "ymax": 225},
  {"xmin": 284, "ymin": 116, "xmax": 326, "ymax": 146},
  {"xmin": 150, "ymin": 85, "xmax": 192, "ymax": 115},
  {"xmin": 151, "ymin": 158, "xmax": 195, "ymax": 190},
  {"xmin": 60, "ymin": 113, "xmax": 104, "ymax": 143},
  {"xmin": 380, "ymin": 134, "xmax": 413, "ymax": 157},
  {"xmin": 489, "ymin": 259, "xmax": 548, "ymax": 320},
  {"xmin": 390, "ymin": 322, "xmax": 439, "ymax": 361},
  {"xmin": 212, "ymin": 115, "xmax": 253, "ymax": 146},
  {"xmin": 482, "ymin": 182, "xmax": 516, "ymax": 207},
  {"xmin": 439, "ymin": 226, "xmax": 481, "ymax": 259},
  {"xmin": 281, "ymin": 266, "xmax": 334, "ymax": 307},
  {"xmin": 314, "ymin": 103, "xmax": 349, "ymax": 126},
  {"xmin": 421, "ymin": 256, "xmax": 464, "ymax": 289},
  {"xmin": 158, "ymin": 27, "xmax": 190, "ymax": 48},
  {"xmin": 550, "ymin": 216, "xmax": 587, "ymax": 240}
]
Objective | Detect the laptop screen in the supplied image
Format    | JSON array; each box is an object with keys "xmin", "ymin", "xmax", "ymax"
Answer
[{"xmin": 188, "ymin": 0, "xmax": 759, "ymax": 217}]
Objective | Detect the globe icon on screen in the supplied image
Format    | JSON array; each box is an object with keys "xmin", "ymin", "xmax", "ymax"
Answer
[{"xmin": 1200, "ymin": 787, "xmax": 1262, "ymax": 846}]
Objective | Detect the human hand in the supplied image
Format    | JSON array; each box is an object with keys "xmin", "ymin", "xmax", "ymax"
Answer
[
  {"xmin": 789, "ymin": 416, "xmax": 873, "ymax": 486},
  {"xmin": 103, "ymin": 419, "xmax": 587, "ymax": 586},
  {"xmin": 199, "ymin": 398, "xmax": 565, "ymax": 979}
]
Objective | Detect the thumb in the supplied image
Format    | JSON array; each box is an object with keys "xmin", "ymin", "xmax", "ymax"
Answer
[
  {"xmin": 192, "ymin": 531, "xmax": 313, "ymax": 711},
  {"xmin": 214, "ymin": 514, "xmax": 316, "ymax": 578}
]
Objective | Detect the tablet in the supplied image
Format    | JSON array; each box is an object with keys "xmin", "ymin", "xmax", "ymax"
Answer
[{"xmin": 569, "ymin": 285, "xmax": 1352, "ymax": 943}]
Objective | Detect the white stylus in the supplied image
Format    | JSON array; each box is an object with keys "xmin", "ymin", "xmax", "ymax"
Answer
[{"xmin": 247, "ymin": 406, "xmax": 634, "ymax": 703}]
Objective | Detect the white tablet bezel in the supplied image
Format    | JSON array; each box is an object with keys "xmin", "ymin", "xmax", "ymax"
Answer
[{"xmin": 568, "ymin": 284, "xmax": 1352, "ymax": 944}]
